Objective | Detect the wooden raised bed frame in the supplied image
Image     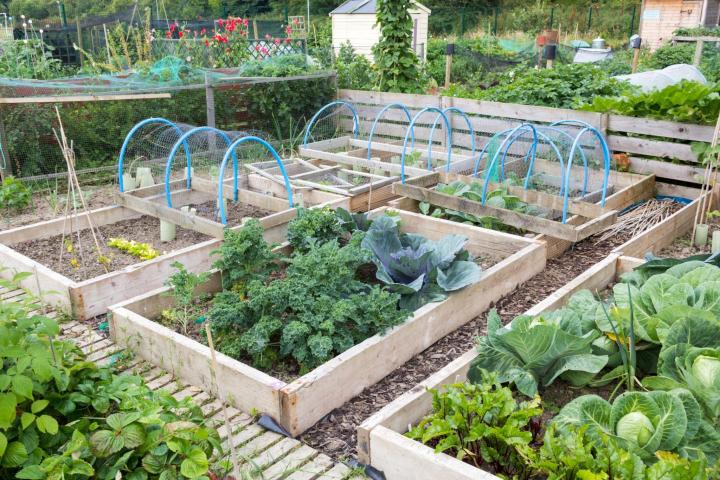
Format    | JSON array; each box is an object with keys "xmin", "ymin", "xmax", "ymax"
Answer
[
  {"xmin": 108, "ymin": 208, "xmax": 546, "ymax": 436},
  {"xmin": 0, "ymin": 175, "xmax": 345, "ymax": 320},
  {"xmin": 299, "ymin": 136, "xmax": 478, "ymax": 212},
  {"xmin": 389, "ymin": 159, "xmax": 656, "ymax": 257},
  {"xmin": 356, "ymin": 254, "xmax": 643, "ymax": 480}
]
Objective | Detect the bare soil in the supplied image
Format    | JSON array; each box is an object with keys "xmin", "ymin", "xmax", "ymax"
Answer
[
  {"xmin": 188, "ymin": 199, "xmax": 273, "ymax": 226},
  {"xmin": 13, "ymin": 215, "xmax": 211, "ymax": 282},
  {"xmin": 658, "ymin": 217, "xmax": 720, "ymax": 258},
  {"xmin": 1, "ymin": 185, "xmax": 117, "ymax": 231}
]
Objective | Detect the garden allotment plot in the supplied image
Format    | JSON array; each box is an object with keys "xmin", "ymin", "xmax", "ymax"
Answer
[
  {"xmin": 0, "ymin": 122, "xmax": 345, "ymax": 321},
  {"xmin": 108, "ymin": 207, "xmax": 546, "ymax": 437}
]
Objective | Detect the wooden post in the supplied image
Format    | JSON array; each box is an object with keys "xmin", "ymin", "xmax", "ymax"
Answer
[
  {"xmin": 252, "ymin": 19, "xmax": 259, "ymax": 40},
  {"xmin": 694, "ymin": 39, "xmax": 704, "ymax": 66},
  {"xmin": 631, "ymin": 47, "xmax": 640, "ymax": 73},
  {"xmin": 444, "ymin": 43, "xmax": 454, "ymax": 88},
  {"xmin": 0, "ymin": 109, "xmax": 11, "ymax": 180},
  {"xmin": 76, "ymin": 17, "xmax": 84, "ymax": 67},
  {"xmin": 205, "ymin": 74, "xmax": 216, "ymax": 129}
]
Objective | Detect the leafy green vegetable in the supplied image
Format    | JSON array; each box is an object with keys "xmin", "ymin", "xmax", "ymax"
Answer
[
  {"xmin": 286, "ymin": 206, "xmax": 345, "ymax": 253},
  {"xmin": 406, "ymin": 373, "xmax": 541, "ymax": 476},
  {"xmin": 644, "ymin": 316, "xmax": 720, "ymax": 423},
  {"xmin": 0, "ymin": 277, "xmax": 223, "ymax": 479},
  {"xmin": 0, "ymin": 176, "xmax": 31, "ymax": 212},
  {"xmin": 211, "ymin": 218, "xmax": 279, "ymax": 292},
  {"xmin": 210, "ymin": 233, "xmax": 409, "ymax": 371},
  {"xmin": 581, "ymin": 80, "xmax": 720, "ymax": 126},
  {"xmin": 554, "ymin": 389, "xmax": 719, "ymax": 462},
  {"xmin": 163, "ymin": 261, "xmax": 210, "ymax": 335},
  {"xmin": 468, "ymin": 309, "xmax": 608, "ymax": 397},
  {"xmin": 361, "ymin": 215, "xmax": 482, "ymax": 310}
]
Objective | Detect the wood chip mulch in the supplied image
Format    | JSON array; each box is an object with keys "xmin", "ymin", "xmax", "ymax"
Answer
[{"xmin": 299, "ymin": 231, "xmax": 632, "ymax": 460}]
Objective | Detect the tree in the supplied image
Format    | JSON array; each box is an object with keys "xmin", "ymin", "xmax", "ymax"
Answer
[{"xmin": 373, "ymin": 0, "xmax": 421, "ymax": 93}]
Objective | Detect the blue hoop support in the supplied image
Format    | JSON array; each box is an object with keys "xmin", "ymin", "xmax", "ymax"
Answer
[
  {"xmin": 218, "ymin": 137, "xmax": 293, "ymax": 225},
  {"xmin": 536, "ymin": 125, "xmax": 589, "ymax": 198},
  {"xmin": 367, "ymin": 103, "xmax": 415, "ymax": 161},
  {"xmin": 480, "ymin": 123, "xmax": 538, "ymax": 205},
  {"xmin": 400, "ymin": 107, "xmax": 453, "ymax": 183},
  {"xmin": 118, "ymin": 118, "xmax": 188, "ymax": 192},
  {"xmin": 428, "ymin": 107, "xmax": 476, "ymax": 171},
  {"xmin": 302, "ymin": 101, "xmax": 360, "ymax": 146},
  {"xmin": 563, "ymin": 127, "xmax": 611, "ymax": 220},
  {"xmin": 164, "ymin": 127, "xmax": 238, "ymax": 208}
]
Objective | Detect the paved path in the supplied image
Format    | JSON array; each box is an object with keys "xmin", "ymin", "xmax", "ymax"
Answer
[{"xmin": 1, "ymin": 284, "xmax": 360, "ymax": 480}]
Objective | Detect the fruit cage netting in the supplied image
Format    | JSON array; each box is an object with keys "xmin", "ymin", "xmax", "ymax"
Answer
[{"xmin": 0, "ymin": 70, "xmax": 336, "ymax": 184}]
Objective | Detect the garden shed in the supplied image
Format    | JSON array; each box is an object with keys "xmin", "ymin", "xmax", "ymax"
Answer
[
  {"xmin": 330, "ymin": 0, "xmax": 430, "ymax": 61},
  {"xmin": 639, "ymin": 0, "xmax": 720, "ymax": 49}
]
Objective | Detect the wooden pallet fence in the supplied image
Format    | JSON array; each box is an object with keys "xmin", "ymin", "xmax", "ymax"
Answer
[
  {"xmin": 0, "ymin": 176, "xmax": 347, "ymax": 320},
  {"xmin": 356, "ymin": 254, "xmax": 643, "ymax": 480},
  {"xmin": 338, "ymin": 90, "xmax": 715, "ymax": 186},
  {"xmin": 108, "ymin": 207, "xmax": 546, "ymax": 436}
]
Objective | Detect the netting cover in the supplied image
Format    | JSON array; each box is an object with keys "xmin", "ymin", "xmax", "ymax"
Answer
[
  {"xmin": 615, "ymin": 64, "xmax": 708, "ymax": 92},
  {"xmin": 573, "ymin": 48, "xmax": 613, "ymax": 64}
]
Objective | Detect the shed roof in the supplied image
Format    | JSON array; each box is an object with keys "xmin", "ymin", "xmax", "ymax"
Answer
[{"xmin": 330, "ymin": 0, "xmax": 430, "ymax": 15}]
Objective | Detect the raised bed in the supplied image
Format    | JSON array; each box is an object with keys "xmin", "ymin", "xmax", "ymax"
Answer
[
  {"xmin": 612, "ymin": 185, "xmax": 718, "ymax": 258},
  {"xmin": 355, "ymin": 253, "xmax": 642, "ymax": 480},
  {"xmin": 299, "ymin": 136, "xmax": 478, "ymax": 212},
  {"xmin": 389, "ymin": 159, "xmax": 655, "ymax": 257},
  {"xmin": 108, "ymin": 208, "xmax": 546, "ymax": 436},
  {"xmin": 0, "ymin": 176, "xmax": 346, "ymax": 320}
]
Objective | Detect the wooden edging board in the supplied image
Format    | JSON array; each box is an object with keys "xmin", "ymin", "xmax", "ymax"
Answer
[
  {"xmin": 388, "ymin": 163, "xmax": 654, "ymax": 254},
  {"xmin": 356, "ymin": 253, "xmax": 643, "ymax": 480},
  {"xmin": 0, "ymin": 181, "xmax": 348, "ymax": 320},
  {"xmin": 108, "ymin": 207, "xmax": 546, "ymax": 436},
  {"xmin": 612, "ymin": 187, "xmax": 717, "ymax": 258}
]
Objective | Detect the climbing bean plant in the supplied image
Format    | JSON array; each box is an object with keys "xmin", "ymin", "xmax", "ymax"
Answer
[{"xmin": 373, "ymin": 0, "xmax": 422, "ymax": 93}]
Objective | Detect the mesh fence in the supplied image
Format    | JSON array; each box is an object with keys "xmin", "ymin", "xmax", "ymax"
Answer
[{"xmin": 0, "ymin": 73, "xmax": 337, "ymax": 187}]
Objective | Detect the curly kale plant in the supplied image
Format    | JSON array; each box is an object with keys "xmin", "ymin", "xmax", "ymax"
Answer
[
  {"xmin": 286, "ymin": 206, "xmax": 346, "ymax": 252},
  {"xmin": 361, "ymin": 215, "xmax": 482, "ymax": 310},
  {"xmin": 211, "ymin": 218, "xmax": 279, "ymax": 292},
  {"xmin": 209, "ymin": 234, "xmax": 409, "ymax": 371}
]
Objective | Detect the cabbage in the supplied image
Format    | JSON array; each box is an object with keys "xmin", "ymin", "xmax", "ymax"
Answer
[
  {"xmin": 692, "ymin": 355, "xmax": 720, "ymax": 389},
  {"xmin": 616, "ymin": 411, "xmax": 655, "ymax": 447}
]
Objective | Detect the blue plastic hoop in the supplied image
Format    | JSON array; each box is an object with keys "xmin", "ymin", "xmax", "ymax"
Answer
[
  {"xmin": 217, "ymin": 136, "xmax": 293, "ymax": 225},
  {"xmin": 428, "ymin": 107, "xmax": 476, "ymax": 171},
  {"xmin": 400, "ymin": 107, "xmax": 453, "ymax": 183},
  {"xmin": 164, "ymin": 126, "xmax": 238, "ymax": 208},
  {"xmin": 302, "ymin": 101, "xmax": 360, "ymax": 146},
  {"xmin": 367, "ymin": 103, "xmax": 415, "ymax": 161},
  {"xmin": 118, "ymin": 118, "xmax": 188, "ymax": 192}
]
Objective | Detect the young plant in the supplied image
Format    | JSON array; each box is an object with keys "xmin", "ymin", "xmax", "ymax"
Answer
[
  {"xmin": 211, "ymin": 219, "xmax": 279, "ymax": 293},
  {"xmin": 163, "ymin": 261, "xmax": 210, "ymax": 335},
  {"xmin": 107, "ymin": 237, "xmax": 159, "ymax": 260},
  {"xmin": 407, "ymin": 372, "xmax": 541, "ymax": 476},
  {"xmin": 0, "ymin": 176, "xmax": 31, "ymax": 212},
  {"xmin": 361, "ymin": 214, "xmax": 482, "ymax": 310}
]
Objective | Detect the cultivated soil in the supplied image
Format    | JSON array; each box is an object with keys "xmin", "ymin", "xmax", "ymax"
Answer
[
  {"xmin": 189, "ymin": 199, "xmax": 273, "ymax": 226},
  {"xmin": 1, "ymin": 184, "xmax": 117, "ymax": 231},
  {"xmin": 13, "ymin": 215, "xmax": 211, "ymax": 282},
  {"xmin": 300, "ymin": 230, "xmax": 634, "ymax": 460},
  {"xmin": 658, "ymin": 217, "xmax": 720, "ymax": 258}
]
